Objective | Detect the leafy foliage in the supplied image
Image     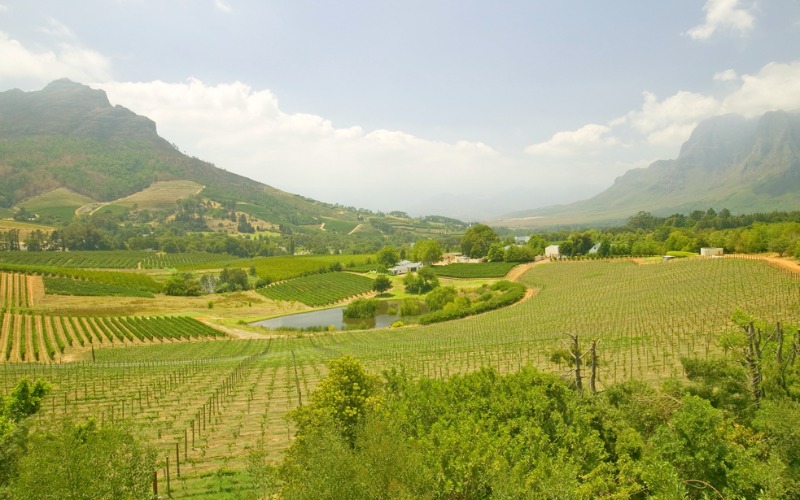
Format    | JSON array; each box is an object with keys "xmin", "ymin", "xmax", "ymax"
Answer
[
  {"xmin": 343, "ymin": 298, "xmax": 379, "ymax": 319},
  {"xmin": 403, "ymin": 266, "xmax": 439, "ymax": 294},
  {"xmin": 460, "ymin": 224, "xmax": 499, "ymax": 258}
]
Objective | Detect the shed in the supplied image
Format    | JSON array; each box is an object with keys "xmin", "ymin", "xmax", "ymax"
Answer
[
  {"xmin": 545, "ymin": 245, "xmax": 560, "ymax": 258},
  {"xmin": 700, "ymin": 248, "xmax": 724, "ymax": 257}
]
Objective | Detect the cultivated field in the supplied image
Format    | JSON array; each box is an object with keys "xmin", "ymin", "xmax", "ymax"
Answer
[{"xmin": 1, "ymin": 255, "xmax": 799, "ymax": 497}]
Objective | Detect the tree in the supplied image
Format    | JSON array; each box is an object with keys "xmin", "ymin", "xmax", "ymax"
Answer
[
  {"xmin": 9, "ymin": 419, "xmax": 155, "ymax": 499},
  {"xmin": 425, "ymin": 286, "xmax": 457, "ymax": 312},
  {"xmin": 237, "ymin": 213, "xmax": 255, "ymax": 233},
  {"xmin": 1, "ymin": 379, "xmax": 50, "ymax": 486},
  {"xmin": 486, "ymin": 242, "xmax": 505, "ymax": 262},
  {"xmin": 218, "ymin": 267, "xmax": 250, "ymax": 292},
  {"xmin": 526, "ymin": 234, "xmax": 547, "ymax": 255},
  {"xmin": 343, "ymin": 298, "xmax": 379, "ymax": 319},
  {"xmin": 404, "ymin": 267, "xmax": 439, "ymax": 294},
  {"xmin": 504, "ymin": 245, "xmax": 535, "ymax": 262},
  {"xmin": 376, "ymin": 246, "xmax": 400, "ymax": 269},
  {"xmin": 372, "ymin": 274, "xmax": 392, "ymax": 294},
  {"xmin": 461, "ymin": 224, "xmax": 499, "ymax": 258},
  {"xmin": 164, "ymin": 272, "xmax": 202, "ymax": 296},
  {"xmin": 413, "ymin": 239, "xmax": 443, "ymax": 265},
  {"xmin": 291, "ymin": 356, "xmax": 382, "ymax": 447}
]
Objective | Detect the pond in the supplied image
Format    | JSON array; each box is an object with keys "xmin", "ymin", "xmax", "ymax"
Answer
[{"xmin": 252, "ymin": 301, "xmax": 424, "ymax": 330}]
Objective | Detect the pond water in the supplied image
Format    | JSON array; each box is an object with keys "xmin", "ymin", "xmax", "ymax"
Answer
[{"xmin": 252, "ymin": 301, "xmax": 416, "ymax": 330}]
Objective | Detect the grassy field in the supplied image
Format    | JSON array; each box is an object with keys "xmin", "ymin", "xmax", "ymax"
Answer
[
  {"xmin": 2, "ymin": 255, "xmax": 799, "ymax": 497},
  {"xmin": 14, "ymin": 187, "xmax": 94, "ymax": 221},
  {"xmin": 107, "ymin": 180, "xmax": 205, "ymax": 210}
]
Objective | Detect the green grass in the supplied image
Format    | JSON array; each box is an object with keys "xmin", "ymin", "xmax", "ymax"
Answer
[
  {"xmin": 257, "ymin": 272, "xmax": 375, "ymax": 306},
  {"xmin": 14, "ymin": 187, "xmax": 93, "ymax": 221}
]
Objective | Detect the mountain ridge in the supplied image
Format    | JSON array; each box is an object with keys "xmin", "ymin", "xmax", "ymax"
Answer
[
  {"xmin": 0, "ymin": 79, "xmax": 342, "ymax": 225},
  {"xmin": 495, "ymin": 109, "xmax": 800, "ymax": 228}
]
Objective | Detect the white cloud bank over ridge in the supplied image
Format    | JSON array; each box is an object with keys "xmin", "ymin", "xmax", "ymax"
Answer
[{"xmin": 100, "ymin": 79, "xmax": 506, "ymax": 216}]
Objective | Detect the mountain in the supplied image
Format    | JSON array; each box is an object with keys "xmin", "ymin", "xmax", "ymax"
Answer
[
  {"xmin": 0, "ymin": 79, "xmax": 344, "ymax": 225},
  {"xmin": 495, "ymin": 110, "xmax": 800, "ymax": 228}
]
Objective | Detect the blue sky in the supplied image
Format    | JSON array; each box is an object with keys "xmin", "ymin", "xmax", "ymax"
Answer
[{"xmin": 1, "ymin": 1, "xmax": 800, "ymax": 219}]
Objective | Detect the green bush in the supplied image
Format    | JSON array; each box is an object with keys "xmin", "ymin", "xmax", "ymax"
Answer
[{"xmin": 343, "ymin": 298, "xmax": 379, "ymax": 319}]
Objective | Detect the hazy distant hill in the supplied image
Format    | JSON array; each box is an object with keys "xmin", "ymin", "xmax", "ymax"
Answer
[
  {"xmin": 0, "ymin": 79, "xmax": 339, "ymax": 224},
  {"xmin": 496, "ymin": 110, "xmax": 800, "ymax": 228}
]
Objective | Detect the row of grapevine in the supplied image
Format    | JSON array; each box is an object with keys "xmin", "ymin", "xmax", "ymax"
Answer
[
  {"xmin": 0, "ymin": 314, "xmax": 227, "ymax": 362},
  {"xmin": 0, "ymin": 264, "xmax": 161, "ymax": 294},
  {"xmin": 43, "ymin": 276, "xmax": 154, "ymax": 298},
  {"xmin": 431, "ymin": 262, "xmax": 519, "ymax": 278},
  {"xmin": 257, "ymin": 272, "xmax": 375, "ymax": 306},
  {"xmin": 0, "ymin": 272, "xmax": 44, "ymax": 309},
  {"xmin": 181, "ymin": 254, "xmax": 375, "ymax": 281},
  {"xmin": 139, "ymin": 252, "xmax": 238, "ymax": 269},
  {"xmin": 0, "ymin": 250, "xmax": 247, "ymax": 270},
  {"xmin": 0, "ymin": 250, "xmax": 146, "ymax": 269}
]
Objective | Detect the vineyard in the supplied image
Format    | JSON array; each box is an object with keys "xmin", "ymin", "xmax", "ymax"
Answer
[
  {"xmin": 43, "ymin": 276, "xmax": 154, "ymax": 298},
  {"xmin": 0, "ymin": 263, "xmax": 162, "ymax": 294},
  {"xmin": 257, "ymin": 272, "xmax": 375, "ymax": 306},
  {"xmin": 0, "ymin": 313, "xmax": 226, "ymax": 362},
  {"xmin": 182, "ymin": 254, "xmax": 376, "ymax": 281},
  {"xmin": 0, "ymin": 250, "xmax": 237, "ymax": 270},
  {"xmin": 0, "ymin": 272, "xmax": 44, "ymax": 309},
  {"xmin": 432, "ymin": 261, "xmax": 519, "ymax": 278},
  {"xmin": 0, "ymin": 256, "xmax": 799, "ymax": 497}
]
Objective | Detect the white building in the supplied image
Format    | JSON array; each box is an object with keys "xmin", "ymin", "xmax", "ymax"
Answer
[
  {"xmin": 388, "ymin": 260, "xmax": 423, "ymax": 275},
  {"xmin": 545, "ymin": 245, "xmax": 560, "ymax": 258},
  {"xmin": 700, "ymin": 248, "xmax": 724, "ymax": 257}
]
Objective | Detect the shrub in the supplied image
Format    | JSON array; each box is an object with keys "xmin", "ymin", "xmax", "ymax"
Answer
[{"xmin": 343, "ymin": 298, "xmax": 379, "ymax": 319}]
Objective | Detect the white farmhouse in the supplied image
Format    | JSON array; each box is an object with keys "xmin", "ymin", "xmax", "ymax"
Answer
[
  {"xmin": 388, "ymin": 260, "xmax": 423, "ymax": 275},
  {"xmin": 545, "ymin": 245, "xmax": 560, "ymax": 258}
]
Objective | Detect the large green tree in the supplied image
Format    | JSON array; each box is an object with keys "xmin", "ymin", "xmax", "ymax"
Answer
[
  {"xmin": 412, "ymin": 239, "xmax": 443, "ymax": 264},
  {"xmin": 376, "ymin": 245, "xmax": 400, "ymax": 269},
  {"xmin": 460, "ymin": 224, "xmax": 498, "ymax": 258}
]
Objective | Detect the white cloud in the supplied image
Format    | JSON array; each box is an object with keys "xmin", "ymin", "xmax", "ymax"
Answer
[
  {"xmin": 39, "ymin": 17, "xmax": 75, "ymax": 39},
  {"xmin": 721, "ymin": 61, "xmax": 800, "ymax": 115},
  {"xmin": 686, "ymin": 0, "xmax": 755, "ymax": 40},
  {"xmin": 214, "ymin": 0, "xmax": 232, "ymax": 13},
  {"xmin": 713, "ymin": 69, "xmax": 739, "ymax": 81},
  {"xmin": 524, "ymin": 124, "xmax": 620, "ymax": 156},
  {"xmin": 624, "ymin": 90, "xmax": 721, "ymax": 146},
  {"xmin": 100, "ymin": 79, "xmax": 507, "ymax": 215},
  {"xmin": 0, "ymin": 4, "xmax": 8, "ymax": 12},
  {"xmin": 0, "ymin": 31, "xmax": 112, "ymax": 89}
]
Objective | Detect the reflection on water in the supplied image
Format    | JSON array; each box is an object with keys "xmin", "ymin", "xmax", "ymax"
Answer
[{"xmin": 251, "ymin": 301, "xmax": 420, "ymax": 330}]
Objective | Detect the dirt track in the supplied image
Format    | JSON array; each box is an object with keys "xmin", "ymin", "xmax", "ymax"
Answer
[{"xmin": 760, "ymin": 255, "xmax": 800, "ymax": 273}]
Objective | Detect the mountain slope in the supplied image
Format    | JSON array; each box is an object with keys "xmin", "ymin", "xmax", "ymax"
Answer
[
  {"xmin": 0, "ymin": 79, "xmax": 337, "ymax": 224},
  {"xmin": 496, "ymin": 110, "xmax": 800, "ymax": 228}
]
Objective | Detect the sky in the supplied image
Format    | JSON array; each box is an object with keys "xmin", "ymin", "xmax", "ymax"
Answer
[{"xmin": 1, "ymin": 1, "xmax": 800, "ymax": 220}]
